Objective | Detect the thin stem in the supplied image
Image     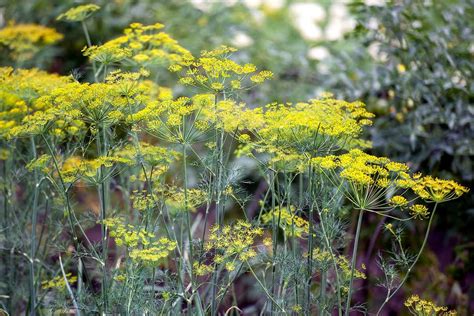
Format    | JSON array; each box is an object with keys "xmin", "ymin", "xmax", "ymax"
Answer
[
  {"xmin": 376, "ymin": 203, "xmax": 438, "ymax": 315},
  {"xmin": 59, "ymin": 255, "xmax": 80, "ymax": 315},
  {"xmin": 306, "ymin": 165, "xmax": 314, "ymax": 313},
  {"xmin": 96, "ymin": 123, "xmax": 109, "ymax": 313},
  {"xmin": 81, "ymin": 21, "xmax": 98, "ymax": 82},
  {"xmin": 29, "ymin": 136, "xmax": 39, "ymax": 316},
  {"xmin": 182, "ymin": 144, "xmax": 193, "ymax": 296},
  {"xmin": 270, "ymin": 170, "xmax": 277, "ymax": 314},
  {"xmin": 345, "ymin": 210, "xmax": 364, "ymax": 316},
  {"xmin": 246, "ymin": 261, "xmax": 285, "ymax": 313},
  {"xmin": 318, "ymin": 208, "xmax": 343, "ymax": 316}
]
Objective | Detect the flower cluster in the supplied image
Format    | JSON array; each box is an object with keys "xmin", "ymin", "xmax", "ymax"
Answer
[
  {"xmin": 57, "ymin": 4, "xmax": 101, "ymax": 22},
  {"xmin": 338, "ymin": 256, "xmax": 366, "ymax": 281},
  {"xmin": 309, "ymin": 248, "xmax": 366, "ymax": 290},
  {"xmin": 83, "ymin": 22, "xmax": 191, "ymax": 66},
  {"xmin": 60, "ymin": 155, "xmax": 133, "ymax": 183},
  {"xmin": 115, "ymin": 142, "xmax": 178, "ymax": 172},
  {"xmin": 313, "ymin": 149, "xmax": 417, "ymax": 211},
  {"xmin": 409, "ymin": 204, "xmax": 429, "ymax": 219},
  {"xmin": 404, "ymin": 295, "xmax": 457, "ymax": 315},
  {"xmin": 130, "ymin": 190, "xmax": 156, "ymax": 212},
  {"xmin": 412, "ymin": 176, "xmax": 469, "ymax": 203},
  {"xmin": 170, "ymin": 45, "xmax": 272, "ymax": 92},
  {"xmin": 250, "ymin": 96, "xmax": 374, "ymax": 163},
  {"xmin": 195, "ymin": 221, "xmax": 264, "ymax": 276},
  {"xmin": 261, "ymin": 206, "xmax": 309, "ymax": 238},
  {"xmin": 0, "ymin": 22, "xmax": 63, "ymax": 61},
  {"xmin": 41, "ymin": 273, "xmax": 77, "ymax": 290},
  {"xmin": 129, "ymin": 238, "xmax": 177, "ymax": 266},
  {"xmin": 9, "ymin": 72, "xmax": 168, "ymax": 138},
  {"xmin": 1, "ymin": 15, "xmax": 469, "ymax": 315},
  {"xmin": 160, "ymin": 186, "xmax": 207, "ymax": 213},
  {"xmin": 313, "ymin": 148, "xmax": 468, "ymax": 217},
  {"xmin": 141, "ymin": 93, "xmax": 261, "ymax": 144},
  {"xmin": 0, "ymin": 67, "xmax": 71, "ymax": 137},
  {"xmin": 103, "ymin": 217, "xmax": 154, "ymax": 248},
  {"xmin": 103, "ymin": 217, "xmax": 176, "ymax": 265}
]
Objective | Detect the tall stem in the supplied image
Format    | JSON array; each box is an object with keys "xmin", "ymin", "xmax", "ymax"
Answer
[
  {"xmin": 306, "ymin": 166, "xmax": 314, "ymax": 313},
  {"xmin": 182, "ymin": 145, "xmax": 194, "ymax": 283},
  {"xmin": 81, "ymin": 21, "xmax": 98, "ymax": 82},
  {"xmin": 376, "ymin": 204, "xmax": 438, "ymax": 315},
  {"xmin": 345, "ymin": 210, "xmax": 364, "ymax": 316},
  {"xmin": 318, "ymin": 208, "xmax": 343, "ymax": 316},
  {"xmin": 270, "ymin": 170, "xmax": 278, "ymax": 314},
  {"xmin": 247, "ymin": 262, "xmax": 285, "ymax": 313},
  {"xmin": 29, "ymin": 136, "xmax": 39, "ymax": 316},
  {"xmin": 96, "ymin": 123, "xmax": 109, "ymax": 313},
  {"xmin": 211, "ymin": 93, "xmax": 224, "ymax": 315},
  {"xmin": 1, "ymin": 145, "xmax": 13, "ymax": 311}
]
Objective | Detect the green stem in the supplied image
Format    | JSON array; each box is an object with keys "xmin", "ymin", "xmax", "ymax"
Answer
[
  {"xmin": 81, "ymin": 21, "xmax": 98, "ymax": 82},
  {"xmin": 306, "ymin": 166, "xmax": 314, "ymax": 313},
  {"xmin": 376, "ymin": 204, "xmax": 438, "ymax": 315},
  {"xmin": 320, "ymin": 270, "xmax": 327, "ymax": 312},
  {"xmin": 96, "ymin": 123, "xmax": 109, "ymax": 313},
  {"xmin": 29, "ymin": 137, "xmax": 39, "ymax": 316},
  {"xmin": 345, "ymin": 210, "xmax": 364, "ymax": 316},
  {"xmin": 211, "ymin": 94, "xmax": 224, "ymax": 315},
  {"xmin": 246, "ymin": 261, "xmax": 285, "ymax": 313},
  {"xmin": 318, "ymin": 209, "xmax": 343, "ymax": 316},
  {"xmin": 182, "ymin": 142, "xmax": 203, "ymax": 315},
  {"xmin": 1, "ymin": 147, "xmax": 13, "ymax": 311},
  {"xmin": 270, "ymin": 170, "xmax": 277, "ymax": 314},
  {"xmin": 182, "ymin": 145, "xmax": 193, "ymax": 292},
  {"xmin": 59, "ymin": 255, "xmax": 80, "ymax": 315}
]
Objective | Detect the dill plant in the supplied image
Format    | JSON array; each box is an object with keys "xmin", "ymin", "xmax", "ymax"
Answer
[{"xmin": 0, "ymin": 4, "xmax": 469, "ymax": 315}]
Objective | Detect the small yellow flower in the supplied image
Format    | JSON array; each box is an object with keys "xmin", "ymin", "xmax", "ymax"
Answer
[
  {"xmin": 390, "ymin": 195, "xmax": 408, "ymax": 207},
  {"xmin": 225, "ymin": 261, "xmax": 236, "ymax": 271},
  {"xmin": 292, "ymin": 305, "xmax": 302, "ymax": 313},
  {"xmin": 114, "ymin": 274, "xmax": 126, "ymax": 282},
  {"xmin": 409, "ymin": 204, "xmax": 429, "ymax": 219},
  {"xmin": 397, "ymin": 63, "xmax": 407, "ymax": 73},
  {"xmin": 210, "ymin": 82, "xmax": 224, "ymax": 91}
]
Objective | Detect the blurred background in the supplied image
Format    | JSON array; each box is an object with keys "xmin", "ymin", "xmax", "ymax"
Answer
[{"xmin": 1, "ymin": 0, "xmax": 473, "ymax": 313}]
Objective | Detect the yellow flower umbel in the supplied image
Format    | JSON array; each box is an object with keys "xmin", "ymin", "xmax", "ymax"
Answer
[
  {"xmin": 197, "ymin": 221, "xmax": 264, "ymax": 275},
  {"xmin": 142, "ymin": 93, "xmax": 262, "ymax": 144},
  {"xmin": 0, "ymin": 67, "xmax": 71, "ymax": 138},
  {"xmin": 115, "ymin": 142, "xmax": 179, "ymax": 180},
  {"xmin": 129, "ymin": 238, "xmax": 177, "ymax": 266},
  {"xmin": 251, "ymin": 96, "xmax": 374, "ymax": 164},
  {"xmin": 261, "ymin": 206, "xmax": 309, "ymax": 238},
  {"xmin": 412, "ymin": 176, "xmax": 469, "ymax": 203},
  {"xmin": 390, "ymin": 195, "xmax": 408, "ymax": 207},
  {"xmin": 10, "ymin": 70, "xmax": 164, "ymax": 139},
  {"xmin": 170, "ymin": 45, "xmax": 272, "ymax": 93},
  {"xmin": 57, "ymin": 4, "xmax": 101, "ymax": 22},
  {"xmin": 312, "ymin": 149, "xmax": 419, "ymax": 214},
  {"xmin": 0, "ymin": 22, "xmax": 63, "ymax": 61},
  {"xmin": 102, "ymin": 217, "xmax": 176, "ymax": 266},
  {"xmin": 42, "ymin": 273, "xmax": 77, "ymax": 290},
  {"xmin": 83, "ymin": 22, "xmax": 191, "ymax": 67},
  {"xmin": 161, "ymin": 186, "xmax": 207, "ymax": 213},
  {"xmin": 409, "ymin": 204, "xmax": 429, "ymax": 219},
  {"xmin": 404, "ymin": 295, "xmax": 457, "ymax": 316},
  {"xmin": 59, "ymin": 155, "xmax": 133, "ymax": 183}
]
